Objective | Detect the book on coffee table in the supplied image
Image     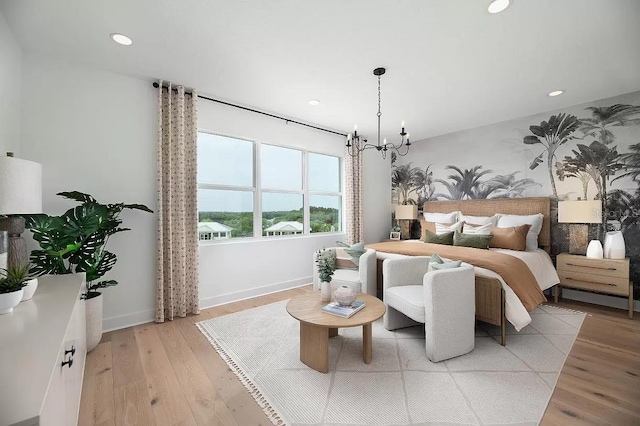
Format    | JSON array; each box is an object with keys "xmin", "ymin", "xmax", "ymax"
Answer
[{"xmin": 322, "ymin": 301, "xmax": 366, "ymax": 318}]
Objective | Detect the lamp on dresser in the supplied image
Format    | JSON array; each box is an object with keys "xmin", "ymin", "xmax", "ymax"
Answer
[
  {"xmin": 395, "ymin": 204, "xmax": 418, "ymax": 240},
  {"xmin": 557, "ymin": 200, "xmax": 602, "ymax": 256},
  {"xmin": 0, "ymin": 152, "xmax": 43, "ymax": 270}
]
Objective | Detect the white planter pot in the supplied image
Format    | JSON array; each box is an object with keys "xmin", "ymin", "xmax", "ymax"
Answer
[
  {"xmin": 0, "ymin": 289, "xmax": 24, "ymax": 314},
  {"xmin": 586, "ymin": 240, "xmax": 604, "ymax": 259},
  {"xmin": 86, "ymin": 293, "xmax": 103, "ymax": 352},
  {"xmin": 604, "ymin": 231, "xmax": 625, "ymax": 260},
  {"xmin": 21, "ymin": 278, "xmax": 38, "ymax": 301}
]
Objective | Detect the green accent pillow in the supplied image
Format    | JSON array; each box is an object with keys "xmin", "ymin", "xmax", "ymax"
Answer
[
  {"xmin": 336, "ymin": 241, "xmax": 365, "ymax": 263},
  {"xmin": 428, "ymin": 253, "xmax": 462, "ymax": 271},
  {"xmin": 431, "ymin": 260, "xmax": 462, "ymax": 270},
  {"xmin": 424, "ymin": 230, "xmax": 454, "ymax": 245},
  {"xmin": 453, "ymin": 230, "xmax": 492, "ymax": 249}
]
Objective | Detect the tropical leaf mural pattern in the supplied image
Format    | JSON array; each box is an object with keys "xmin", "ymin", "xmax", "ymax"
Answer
[{"xmin": 392, "ymin": 92, "xmax": 640, "ymax": 300}]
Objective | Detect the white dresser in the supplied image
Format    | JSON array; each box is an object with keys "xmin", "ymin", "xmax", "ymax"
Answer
[{"xmin": 0, "ymin": 274, "xmax": 87, "ymax": 426}]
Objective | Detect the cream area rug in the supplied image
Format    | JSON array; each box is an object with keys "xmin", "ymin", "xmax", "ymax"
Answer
[{"xmin": 197, "ymin": 300, "xmax": 585, "ymax": 426}]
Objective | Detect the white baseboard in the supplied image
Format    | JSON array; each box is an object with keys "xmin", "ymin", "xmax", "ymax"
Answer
[
  {"xmin": 561, "ymin": 288, "xmax": 639, "ymax": 313},
  {"xmin": 103, "ymin": 309, "xmax": 156, "ymax": 333},
  {"xmin": 198, "ymin": 276, "xmax": 312, "ymax": 310},
  {"xmin": 102, "ymin": 276, "xmax": 312, "ymax": 332}
]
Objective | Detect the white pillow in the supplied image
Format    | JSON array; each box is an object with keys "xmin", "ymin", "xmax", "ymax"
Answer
[
  {"xmin": 462, "ymin": 222, "xmax": 492, "ymax": 235},
  {"xmin": 459, "ymin": 213, "xmax": 498, "ymax": 226},
  {"xmin": 423, "ymin": 211, "xmax": 459, "ymax": 223},
  {"xmin": 435, "ymin": 221, "xmax": 464, "ymax": 234},
  {"xmin": 496, "ymin": 213, "xmax": 544, "ymax": 251}
]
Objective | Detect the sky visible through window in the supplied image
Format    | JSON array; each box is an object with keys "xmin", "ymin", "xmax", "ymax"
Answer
[{"xmin": 198, "ymin": 133, "xmax": 340, "ymax": 212}]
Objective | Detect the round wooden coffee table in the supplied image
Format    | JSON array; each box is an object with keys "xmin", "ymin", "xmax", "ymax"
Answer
[{"xmin": 286, "ymin": 292, "xmax": 386, "ymax": 373}]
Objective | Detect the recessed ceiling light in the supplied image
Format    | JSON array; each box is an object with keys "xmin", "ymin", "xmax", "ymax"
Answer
[
  {"xmin": 308, "ymin": 99, "xmax": 320, "ymax": 106},
  {"xmin": 110, "ymin": 33, "xmax": 133, "ymax": 46},
  {"xmin": 548, "ymin": 90, "xmax": 565, "ymax": 97},
  {"xmin": 488, "ymin": 0, "xmax": 510, "ymax": 14}
]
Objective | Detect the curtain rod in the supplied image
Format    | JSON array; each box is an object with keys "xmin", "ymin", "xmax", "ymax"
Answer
[{"xmin": 152, "ymin": 82, "xmax": 347, "ymax": 137}]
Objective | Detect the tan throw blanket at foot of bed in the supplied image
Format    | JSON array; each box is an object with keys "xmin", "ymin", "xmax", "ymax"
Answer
[{"xmin": 367, "ymin": 242, "xmax": 546, "ymax": 311}]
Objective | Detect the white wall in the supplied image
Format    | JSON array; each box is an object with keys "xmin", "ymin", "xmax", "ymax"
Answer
[
  {"xmin": 19, "ymin": 55, "xmax": 392, "ymax": 330},
  {"xmin": 20, "ymin": 53, "xmax": 158, "ymax": 330},
  {"xmin": 0, "ymin": 9, "xmax": 21, "ymax": 156},
  {"xmin": 363, "ymin": 150, "xmax": 392, "ymax": 244}
]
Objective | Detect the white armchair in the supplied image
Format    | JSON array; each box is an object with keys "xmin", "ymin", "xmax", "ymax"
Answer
[
  {"xmin": 312, "ymin": 248, "xmax": 377, "ymax": 296},
  {"xmin": 383, "ymin": 257, "xmax": 475, "ymax": 362}
]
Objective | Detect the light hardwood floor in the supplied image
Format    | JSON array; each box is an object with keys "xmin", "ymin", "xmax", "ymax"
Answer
[{"xmin": 79, "ymin": 287, "xmax": 640, "ymax": 426}]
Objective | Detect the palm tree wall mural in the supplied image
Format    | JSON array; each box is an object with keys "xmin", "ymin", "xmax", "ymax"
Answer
[
  {"xmin": 391, "ymin": 90, "xmax": 640, "ymax": 300},
  {"xmin": 523, "ymin": 113, "xmax": 581, "ymax": 199}
]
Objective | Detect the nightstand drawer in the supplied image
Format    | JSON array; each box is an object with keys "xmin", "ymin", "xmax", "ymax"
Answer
[
  {"xmin": 557, "ymin": 255, "xmax": 629, "ymax": 279},
  {"xmin": 558, "ymin": 271, "xmax": 629, "ymax": 296}
]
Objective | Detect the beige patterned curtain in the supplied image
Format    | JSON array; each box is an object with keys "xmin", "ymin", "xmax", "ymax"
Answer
[
  {"xmin": 155, "ymin": 82, "xmax": 200, "ymax": 322},
  {"xmin": 344, "ymin": 144, "xmax": 364, "ymax": 244}
]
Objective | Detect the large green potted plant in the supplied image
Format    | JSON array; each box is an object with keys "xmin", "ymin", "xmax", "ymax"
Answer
[{"xmin": 26, "ymin": 191, "xmax": 152, "ymax": 350}]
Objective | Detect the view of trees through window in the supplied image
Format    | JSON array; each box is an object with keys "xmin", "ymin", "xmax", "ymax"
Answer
[{"xmin": 197, "ymin": 132, "xmax": 341, "ymax": 240}]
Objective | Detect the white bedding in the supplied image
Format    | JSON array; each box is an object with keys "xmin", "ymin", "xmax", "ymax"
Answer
[{"xmin": 375, "ymin": 241, "xmax": 559, "ymax": 331}]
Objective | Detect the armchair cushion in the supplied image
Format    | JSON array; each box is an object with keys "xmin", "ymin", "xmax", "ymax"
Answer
[{"xmin": 385, "ymin": 285, "xmax": 425, "ymax": 323}]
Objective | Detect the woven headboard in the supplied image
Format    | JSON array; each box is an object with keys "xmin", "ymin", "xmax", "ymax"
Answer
[{"xmin": 423, "ymin": 197, "xmax": 551, "ymax": 252}]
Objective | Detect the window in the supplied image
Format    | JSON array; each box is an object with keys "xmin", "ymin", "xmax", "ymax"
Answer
[
  {"xmin": 197, "ymin": 131, "xmax": 342, "ymax": 240},
  {"xmin": 309, "ymin": 153, "xmax": 342, "ymax": 233},
  {"xmin": 197, "ymin": 133, "xmax": 254, "ymax": 239}
]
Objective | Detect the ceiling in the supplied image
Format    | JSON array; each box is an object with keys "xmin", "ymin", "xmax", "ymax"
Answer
[{"xmin": 2, "ymin": 0, "xmax": 640, "ymax": 142}]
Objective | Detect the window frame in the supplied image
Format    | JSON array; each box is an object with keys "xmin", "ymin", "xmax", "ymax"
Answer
[{"xmin": 197, "ymin": 130, "xmax": 343, "ymax": 243}]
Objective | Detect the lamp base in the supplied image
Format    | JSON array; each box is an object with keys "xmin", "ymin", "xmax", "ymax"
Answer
[
  {"xmin": 568, "ymin": 224, "xmax": 588, "ymax": 255},
  {"xmin": 0, "ymin": 217, "xmax": 29, "ymax": 270},
  {"xmin": 399, "ymin": 220, "xmax": 412, "ymax": 240}
]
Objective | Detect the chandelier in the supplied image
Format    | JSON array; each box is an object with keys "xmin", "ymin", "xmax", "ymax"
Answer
[{"xmin": 346, "ymin": 67, "xmax": 410, "ymax": 159}]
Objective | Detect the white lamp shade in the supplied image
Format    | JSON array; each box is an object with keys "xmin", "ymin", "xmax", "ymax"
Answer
[
  {"xmin": 557, "ymin": 200, "xmax": 602, "ymax": 224},
  {"xmin": 395, "ymin": 204, "xmax": 418, "ymax": 220},
  {"xmin": 0, "ymin": 155, "xmax": 43, "ymax": 215}
]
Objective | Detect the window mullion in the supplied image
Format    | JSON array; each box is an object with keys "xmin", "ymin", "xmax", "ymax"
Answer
[
  {"xmin": 254, "ymin": 141, "xmax": 262, "ymax": 238},
  {"xmin": 303, "ymin": 151, "xmax": 309, "ymax": 234}
]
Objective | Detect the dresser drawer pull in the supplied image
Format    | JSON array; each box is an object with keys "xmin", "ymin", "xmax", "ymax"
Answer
[
  {"xmin": 564, "ymin": 277, "xmax": 617, "ymax": 287},
  {"xmin": 565, "ymin": 262, "xmax": 617, "ymax": 271},
  {"xmin": 65, "ymin": 345, "xmax": 76, "ymax": 357},
  {"xmin": 61, "ymin": 356, "xmax": 74, "ymax": 368}
]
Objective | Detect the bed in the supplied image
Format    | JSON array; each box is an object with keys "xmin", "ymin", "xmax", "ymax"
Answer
[{"xmin": 367, "ymin": 197, "xmax": 559, "ymax": 346}]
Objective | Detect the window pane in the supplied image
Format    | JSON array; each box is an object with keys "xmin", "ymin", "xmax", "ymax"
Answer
[
  {"xmin": 309, "ymin": 153, "xmax": 340, "ymax": 192},
  {"xmin": 262, "ymin": 193, "xmax": 303, "ymax": 237},
  {"xmin": 310, "ymin": 195, "xmax": 341, "ymax": 233},
  {"xmin": 198, "ymin": 133, "xmax": 253, "ymax": 187},
  {"xmin": 198, "ymin": 189, "xmax": 254, "ymax": 239},
  {"xmin": 261, "ymin": 144, "xmax": 302, "ymax": 190}
]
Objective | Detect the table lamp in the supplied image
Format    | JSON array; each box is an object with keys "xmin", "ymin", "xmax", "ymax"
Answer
[
  {"xmin": 0, "ymin": 153, "xmax": 43, "ymax": 270},
  {"xmin": 395, "ymin": 204, "xmax": 418, "ymax": 240},
  {"xmin": 557, "ymin": 200, "xmax": 602, "ymax": 256}
]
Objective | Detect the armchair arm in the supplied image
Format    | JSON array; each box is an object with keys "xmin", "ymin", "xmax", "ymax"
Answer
[
  {"xmin": 358, "ymin": 249, "xmax": 377, "ymax": 296},
  {"xmin": 382, "ymin": 257, "xmax": 431, "ymax": 292}
]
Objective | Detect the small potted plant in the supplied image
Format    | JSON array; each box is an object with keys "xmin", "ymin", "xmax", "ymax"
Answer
[
  {"xmin": 0, "ymin": 264, "xmax": 31, "ymax": 314},
  {"xmin": 316, "ymin": 248, "xmax": 335, "ymax": 302}
]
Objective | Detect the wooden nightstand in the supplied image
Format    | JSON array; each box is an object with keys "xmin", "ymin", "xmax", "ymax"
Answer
[{"xmin": 555, "ymin": 253, "xmax": 633, "ymax": 318}]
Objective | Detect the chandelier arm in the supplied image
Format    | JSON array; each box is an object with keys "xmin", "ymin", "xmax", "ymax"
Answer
[{"xmin": 344, "ymin": 66, "xmax": 411, "ymax": 159}]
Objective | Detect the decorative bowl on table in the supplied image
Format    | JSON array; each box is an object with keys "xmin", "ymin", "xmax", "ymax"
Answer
[{"xmin": 334, "ymin": 285, "xmax": 357, "ymax": 306}]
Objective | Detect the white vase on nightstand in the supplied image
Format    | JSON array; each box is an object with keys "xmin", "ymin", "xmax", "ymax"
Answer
[
  {"xmin": 586, "ymin": 240, "xmax": 603, "ymax": 259},
  {"xmin": 604, "ymin": 231, "xmax": 625, "ymax": 259}
]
